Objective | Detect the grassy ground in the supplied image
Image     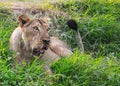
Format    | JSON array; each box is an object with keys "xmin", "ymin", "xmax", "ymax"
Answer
[{"xmin": 0, "ymin": 0, "xmax": 120, "ymax": 86}]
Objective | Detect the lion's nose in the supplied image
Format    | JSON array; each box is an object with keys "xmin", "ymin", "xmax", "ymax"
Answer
[
  {"xmin": 33, "ymin": 48, "xmax": 39, "ymax": 55},
  {"xmin": 33, "ymin": 48, "xmax": 39, "ymax": 52},
  {"xmin": 43, "ymin": 38, "xmax": 50, "ymax": 44}
]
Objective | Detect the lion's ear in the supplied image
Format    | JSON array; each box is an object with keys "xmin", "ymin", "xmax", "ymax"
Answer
[
  {"xmin": 18, "ymin": 15, "xmax": 30, "ymax": 27},
  {"xmin": 42, "ymin": 16, "xmax": 51, "ymax": 28},
  {"xmin": 42, "ymin": 16, "xmax": 50, "ymax": 23}
]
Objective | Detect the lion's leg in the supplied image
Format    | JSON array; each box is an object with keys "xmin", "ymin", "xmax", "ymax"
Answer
[
  {"xmin": 41, "ymin": 48, "xmax": 60, "ymax": 62},
  {"xmin": 49, "ymin": 37, "xmax": 73, "ymax": 57},
  {"xmin": 40, "ymin": 48, "xmax": 60, "ymax": 74}
]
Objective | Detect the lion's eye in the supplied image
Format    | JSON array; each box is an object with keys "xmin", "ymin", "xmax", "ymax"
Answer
[{"xmin": 33, "ymin": 26, "xmax": 39, "ymax": 31}]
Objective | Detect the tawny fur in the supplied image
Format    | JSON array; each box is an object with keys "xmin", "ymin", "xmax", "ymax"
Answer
[{"xmin": 10, "ymin": 15, "xmax": 73, "ymax": 73}]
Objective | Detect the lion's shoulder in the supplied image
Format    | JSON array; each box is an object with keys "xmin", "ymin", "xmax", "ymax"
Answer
[{"xmin": 9, "ymin": 27, "xmax": 22, "ymax": 52}]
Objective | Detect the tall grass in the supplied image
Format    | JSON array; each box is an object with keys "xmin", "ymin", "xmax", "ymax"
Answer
[
  {"xmin": 52, "ymin": 51, "xmax": 120, "ymax": 86},
  {"xmin": 53, "ymin": 0, "xmax": 120, "ymax": 56},
  {"xmin": 0, "ymin": 0, "xmax": 120, "ymax": 86},
  {"xmin": 0, "ymin": 50, "xmax": 120, "ymax": 85}
]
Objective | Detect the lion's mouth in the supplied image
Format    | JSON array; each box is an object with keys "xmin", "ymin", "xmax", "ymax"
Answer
[{"xmin": 33, "ymin": 48, "xmax": 47, "ymax": 56}]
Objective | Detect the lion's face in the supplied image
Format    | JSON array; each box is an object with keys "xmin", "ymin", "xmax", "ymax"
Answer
[{"xmin": 18, "ymin": 15, "xmax": 50, "ymax": 56}]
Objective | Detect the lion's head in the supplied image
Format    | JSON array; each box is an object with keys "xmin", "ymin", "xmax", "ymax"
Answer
[{"xmin": 18, "ymin": 15, "xmax": 50, "ymax": 56}]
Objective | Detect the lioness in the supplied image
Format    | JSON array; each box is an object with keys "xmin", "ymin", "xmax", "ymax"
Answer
[{"xmin": 10, "ymin": 15, "xmax": 73, "ymax": 72}]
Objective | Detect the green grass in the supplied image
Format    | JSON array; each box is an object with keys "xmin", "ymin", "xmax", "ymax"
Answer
[
  {"xmin": 52, "ymin": 0, "xmax": 120, "ymax": 56},
  {"xmin": 0, "ymin": 0, "xmax": 120, "ymax": 86},
  {"xmin": 0, "ymin": 51, "xmax": 120, "ymax": 86},
  {"xmin": 52, "ymin": 52, "xmax": 120, "ymax": 86}
]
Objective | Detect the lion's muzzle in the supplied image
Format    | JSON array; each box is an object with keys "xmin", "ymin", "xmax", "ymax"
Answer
[{"xmin": 32, "ymin": 38, "xmax": 50, "ymax": 56}]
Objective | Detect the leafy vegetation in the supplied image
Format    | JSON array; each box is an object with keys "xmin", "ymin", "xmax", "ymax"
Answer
[{"xmin": 0, "ymin": 0, "xmax": 120, "ymax": 86}]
